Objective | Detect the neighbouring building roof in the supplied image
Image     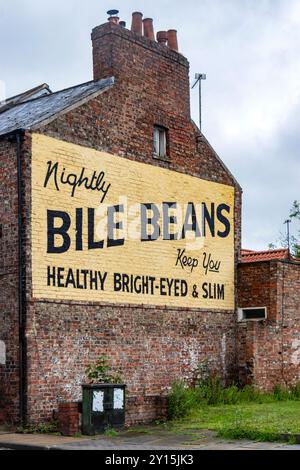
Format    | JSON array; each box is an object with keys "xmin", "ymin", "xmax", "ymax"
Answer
[
  {"xmin": 241, "ymin": 248, "xmax": 300, "ymax": 263},
  {"xmin": 0, "ymin": 77, "xmax": 114, "ymax": 137},
  {"xmin": 0, "ymin": 83, "xmax": 52, "ymax": 112}
]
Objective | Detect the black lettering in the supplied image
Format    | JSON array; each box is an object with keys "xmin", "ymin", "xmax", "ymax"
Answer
[
  {"xmin": 182, "ymin": 203, "xmax": 201, "ymax": 239},
  {"xmin": 88, "ymin": 208, "xmax": 104, "ymax": 250},
  {"xmin": 44, "ymin": 161, "xmax": 59, "ymax": 191},
  {"xmin": 47, "ymin": 266, "xmax": 56, "ymax": 286},
  {"xmin": 66, "ymin": 269, "xmax": 76, "ymax": 289},
  {"xmin": 57, "ymin": 267, "xmax": 65, "ymax": 288},
  {"xmin": 181, "ymin": 281, "xmax": 188, "ymax": 297},
  {"xmin": 89, "ymin": 271, "xmax": 98, "ymax": 290},
  {"xmin": 141, "ymin": 203, "xmax": 161, "ymax": 242},
  {"xmin": 107, "ymin": 205, "xmax": 125, "ymax": 248},
  {"xmin": 114, "ymin": 273, "xmax": 122, "ymax": 292},
  {"xmin": 202, "ymin": 203, "xmax": 215, "ymax": 237},
  {"xmin": 76, "ymin": 209, "xmax": 83, "ymax": 251},
  {"xmin": 218, "ymin": 284, "xmax": 225, "ymax": 300},
  {"xmin": 122, "ymin": 274, "xmax": 130, "ymax": 293},
  {"xmin": 47, "ymin": 210, "xmax": 71, "ymax": 254},
  {"xmin": 202, "ymin": 282, "xmax": 209, "ymax": 299},
  {"xmin": 217, "ymin": 204, "xmax": 231, "ymax": 238},
  {"xmin": 163, "ymin": 202, "xmax": 178, "ymax": 241}
]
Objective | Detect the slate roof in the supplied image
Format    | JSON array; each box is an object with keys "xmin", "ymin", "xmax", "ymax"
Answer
[
  {"xmin": 0, "ymin": 77, "xmax": 114, "ymax": 137},
  {"xmin": 241, "ymin": 248, "xmax": 300, "ymax": 263},
  {"xmin": 0, "ymin": 83, "xmax": 52, "ymax": 112}
]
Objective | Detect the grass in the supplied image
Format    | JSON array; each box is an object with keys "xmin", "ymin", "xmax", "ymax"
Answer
[
  {"xmin": 104, "ymin": 426, "xmax": 119, "ymax": 437},
  {"xmin": 166, "ymin": 380, "xmax": 300, "ymax": 442},
  {"xmin": 168, "ymin": 401, "xmax": 300, "ymax": 442}
]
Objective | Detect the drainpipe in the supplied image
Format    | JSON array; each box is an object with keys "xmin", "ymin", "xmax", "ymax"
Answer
[{"xmin": 16, "ymin": 130, "xmax": 27, "ymax": 426}]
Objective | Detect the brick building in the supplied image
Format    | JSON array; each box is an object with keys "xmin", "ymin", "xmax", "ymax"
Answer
[
  {"xmin": 238, "ymin": 249, "xmax": 300, "ymax": 390},
  {"xmin": 0, "ymin": 10, "xmax": 298, "ymax": 429}
]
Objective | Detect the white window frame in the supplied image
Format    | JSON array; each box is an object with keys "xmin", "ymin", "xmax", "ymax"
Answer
[
  {"xmin": 154, "ymin": 126, "xmax": 167, "ymax": 159},
  {"xmin": 238, "ymin": 307, "xmax": 267, "ymax": 322}
]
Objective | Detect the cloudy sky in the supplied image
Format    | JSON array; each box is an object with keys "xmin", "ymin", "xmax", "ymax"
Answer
[{"xmin": 0, "ymin": 0, "xmax": 299, "ymax": 250}]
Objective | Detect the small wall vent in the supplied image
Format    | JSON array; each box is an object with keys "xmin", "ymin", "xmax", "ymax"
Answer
[{"xmin": 238, "ymin": 307, "xmax": 267, "ymax": 322}]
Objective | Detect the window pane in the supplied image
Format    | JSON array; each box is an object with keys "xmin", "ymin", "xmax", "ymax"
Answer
[
  {"xmin": 154, "ymin": 126, "xmax": 167, "ymax": 157},
  {"xmin": 159, "ymin": 129, "xmax": 166, "ymax": 157},
  {"xmin": 154, "ymin": 128, "xmax": 160, "ymax": 155}
]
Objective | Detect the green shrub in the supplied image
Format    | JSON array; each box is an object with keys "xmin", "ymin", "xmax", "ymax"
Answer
[
  {"xmin": 198, "ymin": 376, "xmax": 224, "ymax": 405},
  {"xmin": 16, "ymin": 420, "xmax": 60, "ymax": 435},
  {"xmin": 168, "ymin": 381, "xmax": 199, "ymax": 420},
  {"xmin": 273, "ymin": 384, "xmax": 291, "ymax": 401},
  {"xmin": 167, "ymin": 372, "xmax": 300, "ymax": 421},
  {"xmin": 104, "ymin": 425, "xmax": 119, "ymax": 437},
  {"xmin": 223, "ymin": 385, "xmax": 240, "ymax": 405},
  {"xmin": 291, "ymin": 382, "xmax": 300, "ymax": 400},
  {"xmin": 86, "ymin": 355, "xmax": 123, "ymax": 384}
]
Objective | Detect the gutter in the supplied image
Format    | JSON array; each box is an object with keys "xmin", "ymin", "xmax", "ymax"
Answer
[{"xmin": 15, "ymin": 130, "xmax": 27, "ymax": 426}]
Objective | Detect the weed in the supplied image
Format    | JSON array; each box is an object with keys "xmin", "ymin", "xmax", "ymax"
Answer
[
  {"xmin": 104, "ymin": 426, "xmax": 119, "ymax": 437},
  {"xmin": 168, "ymin": 381, "xmax": 200, "ymax": 419},
  {"xmin": 86, "ymin": 355, "xmax": 123, "ymax": 384},
  {"xmin": 16, "ymin": 420, "xmax": 60, "ymax": 435}
]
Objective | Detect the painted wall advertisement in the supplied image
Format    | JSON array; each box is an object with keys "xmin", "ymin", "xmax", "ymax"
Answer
[{"xmin": 31, "ymin": 134, "xmax": 235, "ymax": 309}]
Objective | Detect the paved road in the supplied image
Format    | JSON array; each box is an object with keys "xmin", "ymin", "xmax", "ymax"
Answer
[{"xmin": 1, "ymin": 429, "xmax": 300, "ymax": 451}]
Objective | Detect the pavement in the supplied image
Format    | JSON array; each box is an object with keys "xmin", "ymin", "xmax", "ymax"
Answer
[{"xmin": 1, "ymin": 427, "xmax": 300, "ymax": 450}]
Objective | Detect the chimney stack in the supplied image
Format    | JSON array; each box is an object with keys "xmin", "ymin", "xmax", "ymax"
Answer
[
  {"xmin": 131, "ymin": 12, "xmax": 143, "ymax": 35},
  {"xmin": 167, "ymin": 30, "xmax": 178, "ymax": 51},
  {"xmin": 107, "ymin": 9, "xmax": 120, "ymax": 25},
  {"xmin": 143, "ymin": 18, "xmax": 155, "ymax": 41},
  {"xmin": 157, "ymin": 31, "xmax": 168, "ymax": 46}
]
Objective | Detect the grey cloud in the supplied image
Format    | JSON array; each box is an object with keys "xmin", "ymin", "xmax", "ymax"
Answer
[{"xmin": 0, "ymin": 0, "xmax": 299, "ymax": 251}]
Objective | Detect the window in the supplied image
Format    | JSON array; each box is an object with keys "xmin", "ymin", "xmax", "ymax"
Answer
[
  {"xmin": 238, "ymin": 307, "xmax": 267, "ymax": 322},
  {"xmin": 154, "ymin": 126, "xmax": 168, "ymax": 159}
]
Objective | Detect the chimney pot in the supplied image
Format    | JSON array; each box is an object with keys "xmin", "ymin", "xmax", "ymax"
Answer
[
  {"xmin": 143, "ymin": 18, "xmax": 155, "ymax": 41},
  {"xmin": 157, "ymin": 31, "xmax": 168, "ymax": 45},
  {"xmin": 119, "ymin": 21, "xmax": 126, "ymax": 28},
  {"xmin": 167, "ymin": 29, "xmax": 179, "ymax": 51},
  {"xmin": 131, "ymin": 12, "xmax": 143, "ymax": 35},
  {"xmin": 108, "ymin": 16, "xmax": 120, "ymax": 25}
]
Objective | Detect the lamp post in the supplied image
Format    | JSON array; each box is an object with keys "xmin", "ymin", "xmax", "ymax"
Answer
[{"xmin": 284, "ymin": 219, "xmax": 291, "ymax": 258}]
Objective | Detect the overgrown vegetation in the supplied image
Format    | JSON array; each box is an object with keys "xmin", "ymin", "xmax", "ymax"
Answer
[
  {"xmin": 167, "ymin": 371, "xmax": 300, "ymax": 443},
  {"xmin": 168, "ymin": 401, "xmax": 300, "ymax": 442},
  {"xmin": 16, "ymin": 420, "xmax": 60, "ymax": 435},
  {"xmin": 104, "ymin": 425, "xmax": 119, "ymax": 437},
  {"xmin": 86, "ymin": 355, "xmax": 123, "ymax": 384},
  {"xmin": 168, "ymin": 379, "xmax": 300, "ymax": 420}
]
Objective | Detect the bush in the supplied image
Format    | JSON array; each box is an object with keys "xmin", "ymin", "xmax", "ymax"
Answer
[
  {"xmin": 86, "ymin": 355, "xmax": 123, "ymax": 384},
  {"xmin": 273, "ymin": 384, "xmax": 291, "ymax": 401},
  {"xmin": 291, "ymin": 382, "xmax": 300, "ymax": 400},
  {"xmin": 198, "ymin": 376, "xmax": 224, "ymax": 405},
  {"xmin": 168, "ymin": 382, "xmax": 199, "ymax": 420},
  {"xmin": 223, "ymin": 385, "xmax": 240, "ymax": 405},
  {"xmin": 167, "ymin": 374, "xmax": 300, "ymax": 421}
]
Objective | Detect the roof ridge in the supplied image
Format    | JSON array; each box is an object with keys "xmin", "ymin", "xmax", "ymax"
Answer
[
  {"xmin": 240, "ymin": 247, "xmax": 299, "ymax": 264},
  {"xmin": 2, "ymin": 78, "xmax": 112, "ymax": 110},
  {"xmin": 0, "ymin": 77, "xmax": 115, "ymax": 137},
  {"xmin": 242, "ymin": 248, "xmax": 288, "ymax": 255}
]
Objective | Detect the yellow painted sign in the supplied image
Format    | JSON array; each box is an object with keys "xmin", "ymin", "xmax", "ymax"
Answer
[{"xmin": 31, "ymin": 133, "xmax": 235, "ymax": 309}]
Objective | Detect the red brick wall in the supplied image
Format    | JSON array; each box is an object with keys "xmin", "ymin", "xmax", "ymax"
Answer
[
  {"xmin": 1, "ymin": 22, "xmax": 242, "ymax": 426},
  {"xmin": 237, "ymin": 261, "xmax": 300, "ymax": 390},
  {"xmin": 0, "ymin": 137, "xmax": 20, "ymax": 424}
]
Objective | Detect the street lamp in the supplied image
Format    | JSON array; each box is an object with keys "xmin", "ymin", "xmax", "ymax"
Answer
[{"xmin": 284, "ymin": 219, "xmax": 291, "ymax": 258}]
